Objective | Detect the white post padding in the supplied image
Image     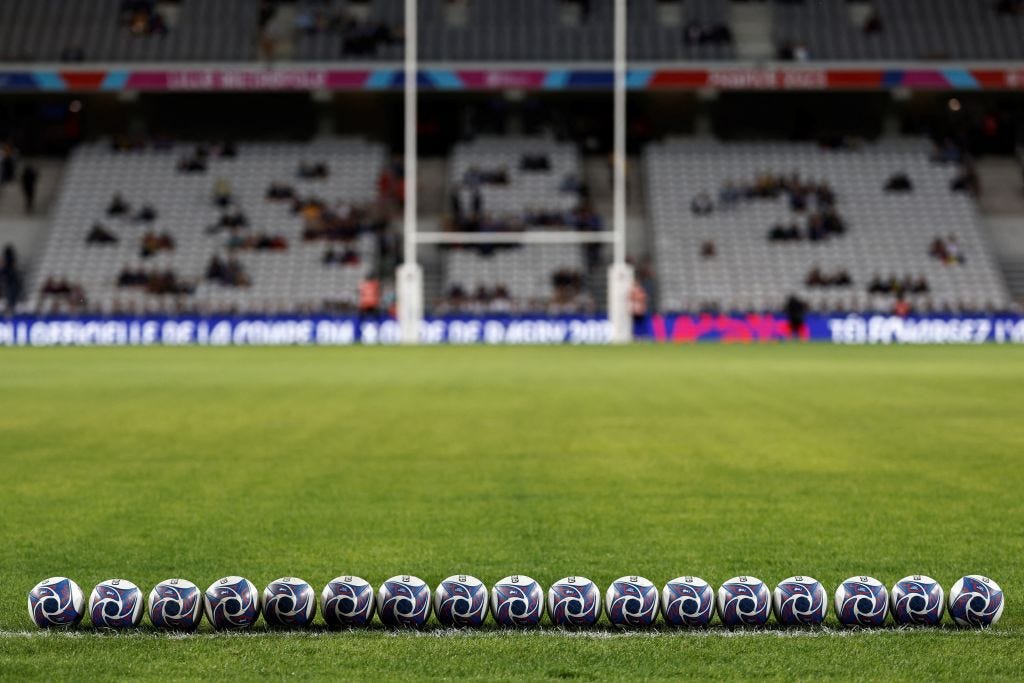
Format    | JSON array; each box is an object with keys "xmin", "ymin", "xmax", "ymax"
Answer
[
  {"xmin": 397, "ymin": 0, "xmax": 421, "ymax": 344},
  {"xmin": 397, "ymin": 262, "xmax": 423, "ymax": 344},
  {"xmin": 608, "ymin": 262, "xmax": 635, "ymax": 344},
  {"xmin": 608, "ymin": 0, "xmax": 631, "ymax": 345}
]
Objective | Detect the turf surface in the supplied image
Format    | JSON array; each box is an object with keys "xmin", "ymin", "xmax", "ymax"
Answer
[{"xmin": 1, "ymin": 345, "xmax": 1022, "ymax": 680}]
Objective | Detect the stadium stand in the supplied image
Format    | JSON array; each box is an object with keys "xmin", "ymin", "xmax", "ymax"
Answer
[
  {"xmin": 629, "ymin": 0, "xmax": 734, "ymax": 61},
  {"xmin": 418, "ymin": 0, "xmax": 613, "ymax": 62},
  {"xmin": 436, "ymin": 135, "xmax": 599, "ymax": 313},
  {"xmin": 440, "ymin": 244, "xmax": 592, "ymax": 314},
  {"xmin": 291, "ymin": 0, "xmax": 405, "ymax": 61},
  {"xmin": 27, "ymin": 139, "xmax": 387, "ymax": 315},
  {"xmin": 774, "ymin": 0, "xmax": 1024, "ymax": 61},
  {"xmin": 2, "ymin": 0, "xmax": 1024, "ymax": 65},
  {"xmin": 448, "ymin": 135, "xmax": 586, "ymax": 221},
  {"xmin": 645, "ymin": 138, "xmax": 1011, "ymax": 314},
  {"xmin": 0, "ymin": 0, "xmax": 730, "ymax": 64},
  {"xmin": 0, "ymin": 0, "xmax": 259, "ymax": 62}
]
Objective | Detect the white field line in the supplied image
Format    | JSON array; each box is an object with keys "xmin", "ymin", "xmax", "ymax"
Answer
[{"xmin": 0, "ymin": 627, "xmax": 1017, "ymax": 640}]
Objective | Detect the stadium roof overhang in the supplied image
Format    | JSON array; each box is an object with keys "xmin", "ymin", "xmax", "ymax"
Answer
[{"xmin": 1, "ymin": 62, "xmax": 1023, "ymax": 92}]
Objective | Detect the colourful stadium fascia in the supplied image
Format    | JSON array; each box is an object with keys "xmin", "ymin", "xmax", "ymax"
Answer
[{"xmin": 1, "ymin": 64, "xmax": 1024, "ymax": 91}]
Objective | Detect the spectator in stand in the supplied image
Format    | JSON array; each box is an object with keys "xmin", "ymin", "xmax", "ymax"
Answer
[
  {"xmin": 213, "ymin": 178, "xmax": 233, "ymax": 207},
  {"xmin": 520, "ymin": 154, "xmax": 551, "ymax": 172},
  {"xmin": 683, "ymin": 20, "xmax": 732, "ymax": 46},
  {"xmin": 718, "ymin": 181, "xmax": 740, "ymax": 209},
  {"xmin": 929, "ymin": 235, "xmax": 966, "ymax": 265},
  {"xmin": 340, "ymin": 18, "xmax": 402, "ymax": 58},
  {"xmin": 207, "ymin": 208, "xmax": 249, "ymax": 234},
  {"xmin": 450, "ymin": 190, "xmax": 462, "ymax": 222},
  {"xmin": 489, "ymin": 285, "xmax": 513, "ymax": 314},
  {"xmin": 86, "ymin": 223, "xmax": 119, "ymax": 244},
  {"xmin": 134, "ymin": 204, "xmax": 157, "ymax": 222},
  {"xmin": 266, "ymin": 182, "xmax": 296, "ymax": 201},
  {"xmin": 932, "ymin": 137, "xmax": 964, "ymax": 164},
  {"xmin": 862, "ymin": 4, "xmax": 883, "ymax": 33},
  {"xmin": 471, "ymin": 188, "xmax": 483, "ymax": 216},
  {"xmin": 223, "ymin": 256, "xmax": 250, "ymax": 287},
  {"xmin": 700, "ymin": 240, "xmax": 717, "ymax": 259},
  {"xmin": 630, "ymin": 280, "xmax": 648, "ymax": 336},
  {"xmin": 996, "ymin": 0, "xmax": 1024, "ymax": 16},
  {"xmin": 690, "ymin": 192, "xmax": 714, "ymax": 216},
  {"xmin": 571, "ymin": 0, "xmax": 591, "ymax": 21},
  {"xmin": 206, "ymin": 254, "xmax": 227, "ymax": 283},
  {"xmin": 116, "ymin": 266, "xmax": 192, "ymax": 295},
  {"xmin": 777, "ymin": 41, "xmax": 810, "ymax": 61},
  {"xmin": 885, "ymin": 172, "xmax": 913, "ymax": 192},
  {"xmin": 769, "ymin": 223, "xmax": 801, "ymax": 242},
  {"xmin": 784, "ymin": 295, "xmax": 808, "ymax": 339},
  {"xmin": 140, "ymin": 231, "xmax": 174, "ymax": 258},
  {"xmin": 177, "ymin": 153, "xmax": 206, "ymax": 174},
  {"xmin": 1, "ymin": 244, "xmax": 22, "ymax": 313},
  {"xmin": 107, "ymin": 193, "xmax": 130, "ymax": 216},
  {"xmin": 20, "ymin": 163, "xmax": 38, "ymax": 214},
  {"xmin": 0, "ymin": 144, "xmax": 17, "ymax": 188},
  {"xmin": 806, "ymin": 266, "xmax": 852, "ymax": 288},
  {"xmin": 298, "ymin": 161, "xmax": 329, "ymax": 179},
  {"xmin": 39, "ymin": 276, "xmax": 86, "ymax": 312},
  {"xmin": 951, "ymin": 163, "xmax": 979, "ymax": 195},
  {"xmin": 60, "ymin": 44, "xmax": 86, "ymax": 62},
  {"xmin": 359, "ymin": 278, "xmax": 381, "ymax": 317},
  {"xmin": 122, "ymin": 0, "xmax": 169, "ymax": 36},
  {"xmin": 867, "ymin": 273, "xmax": 930, "ymax": 297}
]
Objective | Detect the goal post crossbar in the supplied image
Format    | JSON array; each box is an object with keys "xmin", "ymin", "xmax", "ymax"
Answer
[{"xmin": 416, "ymin": 231, "xmax": 614, "ymax": 245}]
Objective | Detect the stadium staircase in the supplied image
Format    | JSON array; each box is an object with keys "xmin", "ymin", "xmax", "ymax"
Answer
[
  {"xmin": 729, "ymin": 0, "xmax": 774, "ymax": 61},
  {"xmin": 976, "ymin": 157, "xmax": 1024, "ymax": 305},
  {"xmin": 0, "ymin": 158, "xmax": 66, "ymax": 286},
  {"xmin": 999, "ymin": 258, "xmax": 1024, "ymax": 305}
]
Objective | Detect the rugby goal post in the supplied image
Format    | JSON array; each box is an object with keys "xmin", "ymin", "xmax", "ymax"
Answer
[{"xmin": 396, "ymin": 0, "xmax": 634, "ymax": 344}]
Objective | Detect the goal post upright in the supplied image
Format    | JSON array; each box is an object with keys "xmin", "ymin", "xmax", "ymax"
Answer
[
  {"xmin": 397, "ymin": 0, "xmax": 423, "ymax": 344},
  {"xmin": 397, "ymin": 0, "xmax": 633, "ymax": 345},
  {"xmin": 607, "ymin": 0, "xmax": 635, "ymax": 343}
]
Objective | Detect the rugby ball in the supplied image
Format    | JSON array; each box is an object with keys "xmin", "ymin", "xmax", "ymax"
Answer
[
  {"xmin": 548, "ymin": 576, "xmax": 601, "ymax": 627},
  {"xmin": 27, "ymin": 577, "xmax": 84, "ymax": 628},
  {"xmin": 204, "ymin": 576, "xmax": 261, "ymax": 629},
  {"xmin": 606, "ymin": 576, "xmax": 659, "ymax": 627},
  {"xmin": 835, "ymin": 576, "xmax": 888, "ymax": 627},
  {"xmin": 491, "ymin": 575, "xmax": 544, "ymax": 627},
  {"xmin": 662, "ymin": 576, "xmax": 715, "ymax": 627},
  {"xmin": 948, "ymin": 575, "xmax": 1003, "ymax": 627},
  {"xmin": 89, "ymin": 579, "xmax": 144, "ymax": 628},
  {"xmin": 890, "ymin": 575, "xmax": 944, "ymax": 626},
  {"xmin": 378, "ymin": 575, "xmax": 431, "ymax": 628},
  {"xmin": 321, "ymin": 575, "xmax": 375, "ymax": 627},
  {"xmin": 717, "ymin": 576, "xmax": 771, "ymax": 627},
  {"xmin": 263, "ymin": 577, "xmax": 317, "ymax": 628},
  {"xmin": 148, "ymin": 578, "xmax": 203, "ymax": 630},
  {"xmin": 773, "ymin": 576, "xmax": 827, "ymax": 626}
]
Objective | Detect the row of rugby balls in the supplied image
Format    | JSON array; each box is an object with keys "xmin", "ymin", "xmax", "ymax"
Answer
[{"xmin": 28, "ymin": 574, "xmax": 1003, "ymax": 630}]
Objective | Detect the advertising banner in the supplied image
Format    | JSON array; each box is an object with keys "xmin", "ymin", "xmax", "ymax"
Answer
[
  {"xmin": 2, "ymin": 68, "xmax": 1023, "ymax": 92},
  {"xmin": 0, "ymin": 316, "xmax": 613, "ymax": 347},
  {"xmin": 648, "ymin": 313, "xmax": 1024, "ymax": 344},
  {"xmin": 1, "ymin": 314, "xmax": 1022, "ymax": 346}
]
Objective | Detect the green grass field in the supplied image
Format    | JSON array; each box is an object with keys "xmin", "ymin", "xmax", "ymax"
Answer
[{"xmin": 1, "ymin": 345, "xmax": 1022, "ymax": 680}]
